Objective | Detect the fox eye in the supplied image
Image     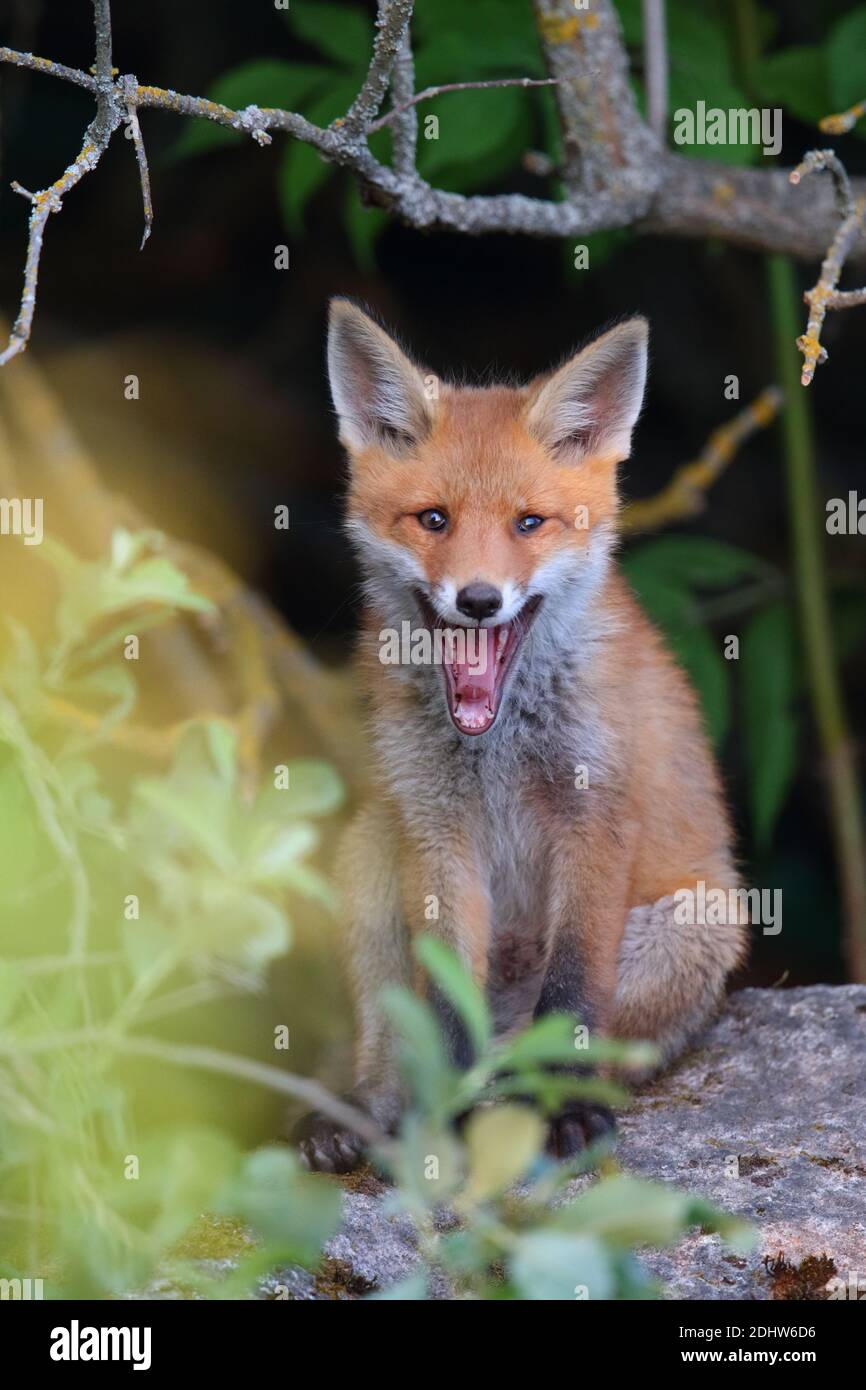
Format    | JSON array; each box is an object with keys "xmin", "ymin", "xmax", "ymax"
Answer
[
  {"xmin": 516, "ymin": 514, "xmax": 545, "ymax": 535},
  {"xmin": 418, "ymin": 508, "xmax": 448, "ymax": 532}
]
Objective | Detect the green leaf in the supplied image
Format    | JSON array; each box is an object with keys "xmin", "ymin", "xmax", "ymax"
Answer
[
  {"xmin": 278, "ymin": 76, "xmax": 359, "ymax": 232},
  {"xmin": 664, "ymin": 5, "xmax": 757, "ymax": 166},
  {"xmin": 496, "ymin": 1014, "xmax": 656, "ymax": 1074},
  {"xmin": 463, "ymin": 1105, "xmax": 544, "ymax": 1201},
  {"xmin": 343, "ymin": 182, "xmax": 388, "ymax": 271},
  {"xmin": 267, "ymin": 758, "xmax": 343, "ymax": 818},
  {"xmin": 623, "ymin": 566, "xmax": 730, "ymax": 744},
  {"xmin": 133, "ymin": 777, "xmax": 235, "ymax": 872},
  {"xmin": 414, "ymin": 935, "xmax": 491, "ymax": 1056},
  {"xmin": 46, "ymin": 534, "xmax": 213, "ymax": 654},
  {"xmin": 390, "ymin": 1112, "xmax": 464, "ymax": 1206},
  {"xmin": 205, "ymin": 889, "xmax": 292, "ymax": 972},
  {"xmin": 494, "ymin": 1013, "xmax": 581, "ymax": 1070},
  {"xmin": 827, "ymin": 6, "xmax": 866, "ymax": 113},
  {"xmin": 511, "ymin": 1231, "xmax": 614, "ymax": 1300},
  {"xmin": 675, "ymin": 623, "xmax": 731, "ymax": 746},
  {"xmin": 286, "ymin": 2, "xmax": 371, "ymax": 72},
  {"xmin": 381, "ymin": 986, "xmax": 457, "ymax": 1115},
  {"xmin": 171, "ymin": 61, "xmax": 329, "ymax": 160},
  {"xmin": 553, "ymin": 1173, "xmax": 752, "ymax": 1252},
  {"xmin": 624, "ymin": 537, "xmax": 769, "ymax": 590},
  {"xmin": 225, "ymin": 1146, "xmax": 341, "ymax": 1262},
  {"xmin": 741, "ymin": 602, "xmax": 799, "ymax": 853},
  {"xmin": 753, "ymin": 47, "xmax": 831, "ymax": 128},
  {"xmin": 416, "ymin": 87, "xmax": 530, "ymax": 191},
  {"xmin": 414, "ymin": 0, "xmax": 544, "ymax": 74},
  {"xmin": 612, "ymin": 0, "xmax": 642, "ymax": 46}
]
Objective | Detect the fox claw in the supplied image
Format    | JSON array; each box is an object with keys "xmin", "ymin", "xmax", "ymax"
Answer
[
  {"xmin": 292, "ymin": 1111, "xmax": 366, "ymax": 1174},
  {"xmin": 546, "ymin": 1102, "xmax": 616, "ymax": 1159}
]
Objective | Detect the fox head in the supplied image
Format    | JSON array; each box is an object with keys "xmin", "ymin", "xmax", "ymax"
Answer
[{"xmin": 327, "ymin": 299, "xmax": 648, "ymax": 736}]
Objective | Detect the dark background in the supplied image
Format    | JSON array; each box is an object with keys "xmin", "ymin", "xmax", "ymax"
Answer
[{"xmin": 1, "ymin": 0, "xmax": 864, "ymax": 990}]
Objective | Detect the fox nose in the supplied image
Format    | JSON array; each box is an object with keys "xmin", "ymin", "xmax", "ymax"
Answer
[{"xmin": 456, "ymin": 582, "xmax": 502, "ymax": 622}]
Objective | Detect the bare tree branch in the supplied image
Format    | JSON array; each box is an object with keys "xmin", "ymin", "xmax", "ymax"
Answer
[
  {"xmin": 533, "ymin": 0, "xmax": 659, "ymax": 204},
  {"xmin": 389, "ymin": 29, "xmax": 417, "ymax": 176},
  {"xmin": 0, "ymin": 134, "xmax": 117, "ymax": 366},
  {"xmin": 341, "ymin": 0, "xmax": 413, "ymax": 137},
  {"xmin": 369, "ymin": 76, "xmax": 559, "ymax": 134},
  {"xmin": 2, "ymin": 0, "xmax": 866, "ymax": 369}
]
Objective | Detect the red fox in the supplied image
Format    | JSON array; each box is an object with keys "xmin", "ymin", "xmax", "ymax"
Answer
[{"xmin": 295, "ymin": 300, "xmax": 747, "ymax": 1171}]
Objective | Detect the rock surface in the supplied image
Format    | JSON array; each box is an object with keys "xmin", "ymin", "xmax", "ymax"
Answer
[{"xmin": 267, "ymin": 986, "xmax": 866, "ymax": 1300}]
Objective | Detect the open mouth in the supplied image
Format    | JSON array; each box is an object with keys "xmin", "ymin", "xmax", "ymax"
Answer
[{"xmin": 416, "ymin": 593, "xmax": 542, "ymax": 736}]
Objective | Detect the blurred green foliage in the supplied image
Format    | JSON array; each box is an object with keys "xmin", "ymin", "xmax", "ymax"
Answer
[{"xmin": 0, "ymin": 528, "xmax": 344, "ymax": 1296}]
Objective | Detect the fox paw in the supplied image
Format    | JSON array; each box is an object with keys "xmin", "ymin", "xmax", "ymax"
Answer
[
  {"xmin": 292, "ymin": 1111, "xmax": 366, "ymax": 1174},
  {"xmin": 546, "ymin": 1102, "xmax": 616, "ymax": 1160}
]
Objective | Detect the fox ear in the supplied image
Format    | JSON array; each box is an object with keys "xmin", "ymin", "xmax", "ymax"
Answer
[
  {"xmin": 526, "ymin": 318, "xmax": 648, "ymax": 462},
  {"xmin": 327, "ymin": 299, "xmax": 432, "ymax": 454}
]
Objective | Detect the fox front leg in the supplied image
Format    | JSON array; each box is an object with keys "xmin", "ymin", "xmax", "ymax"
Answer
[
  {"xmin": 533, "ymin": 819, "xmax": 636, "ymax": 1158},
  {"xmin": 400, "ymin": 835, "xmax": 491, "ymax": 1069}
]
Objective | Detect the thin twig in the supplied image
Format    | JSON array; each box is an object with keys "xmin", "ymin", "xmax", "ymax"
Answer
[
  {"xmin": 820, "ymin": 99, "xmax": 866, "ymax": 136},
  {"xmin": 822, "ymin": 286, "xmax": 866, "ymax": 309},
  {"xmin": 369, "ymin": 76, "xmax": 559, "ymax": 133},
  {"xmin": 92, "ymin": 0, "xmax": 113, "ymax": 85},
  {"xmin": 0, "ymin": 47, "xmax": 97, "ymax": 91},
  {"xmin": 789, "ymin": 149, "xmax": 852, "ymax": 217},
  {"xmin": 790, "ymin": 151, "xmax": 866, "ymax": 385},
  {"xmin": 120, "ymin": 76, "xmax": 153, "ymax": 247},
  {"xmin": 0, "ymin": 133, "xmax": 116, "ymax": 365},
  {"xmin": 642, "ymin": 0, "xmax": 669, "ymax": 141},
  {"xmin": 0, "ymin": 1030, "xmax": 387, "ymax": 1148}
]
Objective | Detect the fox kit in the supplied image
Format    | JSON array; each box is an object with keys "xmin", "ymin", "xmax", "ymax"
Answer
[{"xmin": 295, "ymin": 300, "xmax": 746, "ymax": 1172}]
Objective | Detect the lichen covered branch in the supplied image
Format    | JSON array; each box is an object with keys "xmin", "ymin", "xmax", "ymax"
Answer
[
  {"xmin": 790, "ymin": 151, "xmax": 866, "ymax": 386},
  {"xmin": 3, "ymin": 0, "xmax": 866, "ymax": 365}
]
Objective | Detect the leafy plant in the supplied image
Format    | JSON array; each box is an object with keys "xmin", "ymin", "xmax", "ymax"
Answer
[{"xmin": 359, "ymin": 936, "xmax": 752, "ymax": 1300}]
